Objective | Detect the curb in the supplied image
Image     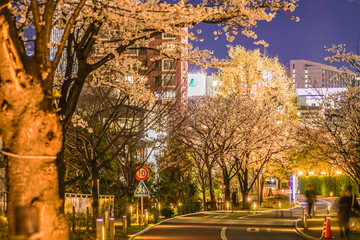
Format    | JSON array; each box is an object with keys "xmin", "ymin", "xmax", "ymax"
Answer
[
  {"xmin": 129, "ymin": 211, "xmax": 204, "ymax": 240},
  {"xmin": 294, "ymin": 217, "xmax": 318, "ymax": 240}
]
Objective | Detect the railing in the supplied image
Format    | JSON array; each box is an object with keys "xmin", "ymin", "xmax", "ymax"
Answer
[
  {"xmin": 0, "ymin": 192, "xmax": 7, "ymax": 212},
  {"xmin": 65, "ymin": 193, "xmax": 114, "ymax": 216}
]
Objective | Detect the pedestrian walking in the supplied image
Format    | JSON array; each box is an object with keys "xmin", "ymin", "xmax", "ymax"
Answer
[
  {"xmin": 305, "ymin": 185, "xmax": 316, "ymax": 218},
  {"xmin": 338, "ymin": 186, "xmax": 360, "ymax": 240}
]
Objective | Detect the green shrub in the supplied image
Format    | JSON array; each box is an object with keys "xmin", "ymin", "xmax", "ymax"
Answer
[
  {"xmin": 153, "ymin": 210, "xmax": 159, "ymax": 223},
  {"xmin": 0, "ymin": 213, "xmax": 8, "ymax": 240},
  {"xmin": 298, "ymin": 176, "xmax": 359, "ymax": 197},
  {"xmin": 175, "ymin": 202, "xmax": 201, "ymax": 216},
  {"xmin": 161, "ymin": 207, "xmax": 174, "ymax": 218}
]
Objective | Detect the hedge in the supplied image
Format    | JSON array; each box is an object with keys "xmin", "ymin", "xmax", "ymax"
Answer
[
  {"xmin": 298, "ymin": 176, "xmax": 359, "ymax": 197},
  {"xmin": 175, "ymin": 202, "xmax": 202, "ymax": 216}
]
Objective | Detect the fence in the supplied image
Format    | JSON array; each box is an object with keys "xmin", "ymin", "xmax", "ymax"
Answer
[
  {"xmin": 0, "ymin": 192, "xmax": 7, "ymax": 212},
  {"xmin": 65, "ymin": 193, "xmax": 114, "ymax": 217},
  {"xmin": 0, "ymin": 192, "xmax": 114, "ymax": 216}
]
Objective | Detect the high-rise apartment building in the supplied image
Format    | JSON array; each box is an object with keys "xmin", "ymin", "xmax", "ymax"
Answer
[
  {"xmin": 290, "ymin": 59, "xmax": 344, "ymax": 88},
  {"xmin": 126, "ymin": 33, "xmax": 188, "ymax": 103}
]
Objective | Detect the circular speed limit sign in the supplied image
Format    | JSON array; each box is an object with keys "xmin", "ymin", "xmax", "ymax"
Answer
[{"xmin": 136, "ymin": 166, "xmax": 149, "ymax": 181}]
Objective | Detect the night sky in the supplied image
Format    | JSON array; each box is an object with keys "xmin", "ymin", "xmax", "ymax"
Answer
[{"xmin": 192, "ymin": 0, "xmax": 360, "ymax": 73}]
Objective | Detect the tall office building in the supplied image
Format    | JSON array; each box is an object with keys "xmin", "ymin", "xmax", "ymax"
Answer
[{"xmin": 290, "ymin": 59, "xmax": 345, "ymax": 88}]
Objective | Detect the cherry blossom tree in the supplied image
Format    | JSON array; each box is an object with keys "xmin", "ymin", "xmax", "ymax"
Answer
[
  {"xmin": 296, "ymin": 46, "xmax": 360, "ymax": 190},
  {"xmin": 176, "ymin": 96, "xmax": 250, "ymax": 209},
  {"xmin": 0, "ymin": 0, "xmax": 298, "ymax": 238},
  {"xmin": 299, "ymin": 87, "xmax": 360, "ymax": 191},
  {"xmin": 212, "ymin": 45, "xmax": 296, "ymax": 209},
  {"xmin": 65, "ymin": 84, "xmax": 181, "ymax": 229}
]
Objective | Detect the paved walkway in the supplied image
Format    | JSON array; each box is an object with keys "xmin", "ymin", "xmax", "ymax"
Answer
[{"xmin": 295, "ymin": 196, "xmax": 360, "ymax": 239}]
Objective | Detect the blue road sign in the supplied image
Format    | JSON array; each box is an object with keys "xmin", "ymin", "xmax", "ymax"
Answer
[{"xmin": 134, "ymin": 181, "xmax": 149, "ymax": 197}]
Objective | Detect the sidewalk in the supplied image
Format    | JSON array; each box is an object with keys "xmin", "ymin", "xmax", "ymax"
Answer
[{"xmin": 294, "ymin": 195, "xmax": 360, "ymax": 240}]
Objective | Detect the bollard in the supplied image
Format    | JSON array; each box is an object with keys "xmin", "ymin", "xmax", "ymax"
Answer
[
  {"xmin": 302, "ymin": 207, "xmax": 305, "ymax": 217},
  {"xmin": 327, "ymin": 204, "xmax": 330, "ymax": 214},
  {"xmin": 304, "ymin": 212, "xmax": 308, "ymax": 229},
  {"xmin": 105, "ymin": 211, "xmax": 109, "ymax": 230},
  {"xmin": 86, "ymin": 207, "xmax": 90, "ymax": 231},
  {"xmin": 226, "ymin": 201, "xmax": 229, "ymax": 211},
  {"xmin": 313, "ymin": 204, "xmax": 316, "ymax": 216},
  {"xmin": 96, "ymin": 218, "xmax": 103, "ymax": 240},
  {"xmin": 72, "ymin": 205, "xmax": 76, "ymax": 233},
  {"xmin": 145, "ymin": 209, "xmax": 149, "ymax": 225},
  {"xmin": 123, "ymin": 215, "xmax": 127, "ymax": 235},
  {"xmin": 109, "ymin": 217, "xmax": 115, "ymax": 240}
]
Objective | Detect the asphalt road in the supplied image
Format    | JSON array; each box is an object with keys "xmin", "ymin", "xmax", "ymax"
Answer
[
  {"xmin": 132, "ymin": 198, "xmax": 333, "ymax": 240},
  {"xmin": 133, "ymin": 207, "xmax": 310, "ymax": 240}
]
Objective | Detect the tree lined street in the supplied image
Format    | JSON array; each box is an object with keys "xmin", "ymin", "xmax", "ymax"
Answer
[
  {"xmin": 1, "ymin": 0, "xmax": 360, "ymax": 239},
  {"xmin": 132, "ymin": 194, "xmax": 356, "ymax": 240}
]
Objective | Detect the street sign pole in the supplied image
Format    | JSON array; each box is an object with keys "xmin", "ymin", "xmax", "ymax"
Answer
[
  {"xmin": 141, "ymin": 196, "xmax": 144, "ymax": 225},
  {"xmin": 134, "ymin": 167, "xmax": 149, "ymax": 226},
  {"xmin": 136, "ymin": 203, "xmax": 139, "ymax": 225}
]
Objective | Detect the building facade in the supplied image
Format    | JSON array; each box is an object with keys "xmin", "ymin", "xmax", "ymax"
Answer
[
  {"xmin": 129, "ymin": 33, "xmax": 188, "ymax": 103},
  {"xmin": 290, "ymin": 59, "xmax": 344, "ymax": 88}
]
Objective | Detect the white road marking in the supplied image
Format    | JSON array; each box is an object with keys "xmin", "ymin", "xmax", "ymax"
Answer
[
  {"xmin": 247, "ymin": 228, "xmax": 259, "ymax": 232},
  {"xmin": 221, "ymin": 227, "xmax": 228, "ymax": 240}
]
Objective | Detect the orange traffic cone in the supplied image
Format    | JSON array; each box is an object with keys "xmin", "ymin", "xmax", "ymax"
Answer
[{"xmin": 320, "ymin": 217, "xmax": 334, "ymax": 239}]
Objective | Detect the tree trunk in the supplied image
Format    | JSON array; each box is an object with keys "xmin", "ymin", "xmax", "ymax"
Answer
[
  {"xmin": 91, "ymin": 170, "xmax": 99, "ymax": 231},
  {"xmin": 241, "ymin": 189, "xmax": 250, "ymax": 210},
  {"xmin": 202, "ymin": 187, "xmax": 206, "ymax": 211},
  {"xmin": 207, "ymin": 169, "xmax": 216, "ymax": 210},
  {"xmin": 125, "ymin": 195, "xmax": 132, "ymax": 227},
  {"xmin": 56, "ymin": 137, "xmax": 67, "ymax": 213},
  {"xmin": 260, "ymin": 178, "xmax": 265, "ymax": 204},
  {"xmin": 0, "ymin": 13, "xmax": 69, "ymax": 239},
  {"xmin": 238, "ymin": 168, "xmax": 249, "ymax": 210},
  {"xmin": 223, "ymin": 168, "xmax": 231, "ymax": 202}
]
